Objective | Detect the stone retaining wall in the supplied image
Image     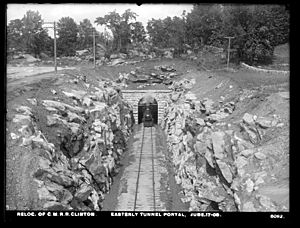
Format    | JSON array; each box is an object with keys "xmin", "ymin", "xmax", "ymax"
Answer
[{"xmin": 241, "ymin": 62, "xmax": 289, "ymax": 75}]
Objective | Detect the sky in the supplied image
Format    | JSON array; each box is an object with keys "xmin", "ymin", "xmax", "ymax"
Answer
[{"xmin": 7, "ymin": 3, "xmax": 193, "ymax": 37}]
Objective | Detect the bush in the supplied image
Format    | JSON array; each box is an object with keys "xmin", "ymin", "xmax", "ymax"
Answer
[{"xmin": 238, "ymin": 36, "xmax": 274, "ymax": 65}]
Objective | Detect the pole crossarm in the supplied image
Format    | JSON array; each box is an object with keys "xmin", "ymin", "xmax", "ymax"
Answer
[
  {"xmin": 42, "ymin": 21, "xmax": 57, "ymax": 73},
  {"xmin": 224, "ymin": 36, "xmax": 235, "ymax": 70},
  {"xmin": 87, "ymin": 28, "xmax": 102, "ymax": 69}
]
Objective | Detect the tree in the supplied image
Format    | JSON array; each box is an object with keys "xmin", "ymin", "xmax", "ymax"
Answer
[
  {"xmin": 130, "ymin": 21, "xmax": 146, "ymax": 44},
  {"xmin": 219, "ymin": 5, "xmax": 289, "ymax": 65},
  {"xmin": 185, "ymin": 4, "xmax": 223, "ymax": 47},
  {"xmin": 95, "ymin": 9, "xmax": 138, "ymax": 52},
  {"xmin": 146, "ymin": 19, "xmax": 166, "ymax": 48},
  {"xmin": 183, "ymin": 4, "xmax": 289, "ymax": 65},
  {"xmin": 57, "ymin": 17, "xmax": 79, "ymax": 56},
  {"xmin": 21, "ymin": 10, "xmax": 50, "ymax": 57},
  {"xmin": 7, "ymin": 19, "xmax": 24, "ymax": 54},
  {"xmin": 77, "ymin": 18, "xmax": 94, "ymax": 50},
  {"xmin": 147, "ymin": 15, "xmax": 187, "ymax": 55}
]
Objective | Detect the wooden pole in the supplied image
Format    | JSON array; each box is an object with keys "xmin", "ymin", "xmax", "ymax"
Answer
[
  {"xmin": 54, "ymin": 21, "xmax": 57, "ymax": 74},
  {"xmin": 225, "ymin": 36, "xmax": 234, "ymax": 70},
  {"xmin": 93, "ymin": 29, "xmax": 96, "ymax": 69}
]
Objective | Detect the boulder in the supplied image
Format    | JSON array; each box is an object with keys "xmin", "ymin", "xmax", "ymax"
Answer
[
  {"xmin": 47, "ymin": 115, "xmax": 65, "ymax": 127},
  {"xmin": 171, "ymin": 92, "xmax": 181, "ymax": 102},
  {"xmin": 164, "ymin": 50, "xmax": 173, "ymax": 59},
  {"xmin": 195, "ymin": 117, "xmax": 205, "ymax": 126},
  {"xmin": 194, "ymin": 141, "xmax": 206, "ymax": 155},
  {"xmin": 39, "ymin": 52, "xmax": 49, "ymax": 59},
  {"xmin": 12, "ymin": 114, "xmax": 32, "ymax": 124},
  {"xmin": 202, "ymin": 99, "xmax": 214, "ymax": 113},
  {"xmin": 160, "ymin": 65, "xmax": 176, "ymax": 72},
  {"xmin": 255, "ymin": 116, "xmax": 273, "ymax": 128},
  {"xmin": 76, "ymin": 49, "xmax": 89, "ymax": 56},
  {"xmin": 75, "ymin": 183, "xmax": 93, "ymax": 201},
  {"xmin": 110, "ymin": 54, "xmax": 119, "ymax": 59},
  {"xmin": 209, "ymin": 112, "xmax": 229, "ymax": 122},
  {"xmin": 240, "ymin": 148, "xmax": 256, "ymax": 158},
  {"xmin": 59, "ymin": 132, "xmax": 84, "ymax": 158},
  {"xmin": 185, "ymin": 92, "xmax": 197, "ymax": 101},
  {"xmin": 62, "ymin": 90, "xmax": 87, "ymax": 100},
  {"xmin": 245, "ymin": 178, "xmax": 255, "ymax": 193},
  {"xmin": 37, "ymin": 186, "xmax": 57, "ymax": 201},
  {"xmin": 10, "ymin": 133, "xmax": 20, "ymax": 140},
  {"xmin": 243, "ymin": 113, "xmax": 255, "ymax": 125},
  {"xmin": 67, "ymin": 111, "xmax": 86, "ymax": 123},
  {"xmin": 82, "ymin": 96, "xmax": 93, "ymax": 107},
  {"xmin": 18, "ymin": 124, "xmax": 35, "ymax": 138},
  {"xmin": 27, "ymin": 98, "xmax": 37, "ymax": 106},
  {"xmin": 47, "ymin": 173, "xmax": 74, "ymax": 187},
  {"xmin": 118, "ymin": 53, "xmax": 127, "ymax": 59},
  {"xmin": 242, "ymin": 201, "xmax": 257, "ymax": 212},
  {"xmin": 23, "ymin": 54, "xmax": 39, "ymax": 63},
  {"xmin": 254, "ymin": 151, "xmax": 266, "ymax": 160},
  {"xmin": 211, "ymin": 131, "xmax": 225, "ymax": 159},
  {"xmin": 204, "ymin": 150, "xmax": 214, "ymax": 168},
  {"xmin": 42, "ymin": 100, "xmax": 84, "ymax": 113},
  {"xmin": 15, "ymin": 106, "xmax": 33, "ymax": 116},
  {"xmin": 111, "ymin": 58, "xmax": 125, "ymax": 66},
  {"xmin": 216, "ymin": 160, "xmax": 233, "ymax": 183}
]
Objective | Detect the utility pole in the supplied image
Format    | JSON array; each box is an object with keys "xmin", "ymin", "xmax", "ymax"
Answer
[
  {"xmin": 43, "ymin": 22, "xmax": 57, "ymax": 74},
  {"xmin": 89, "ymin": 28, "xmax": 100, "ymax": 69},
  {"xmin": 53, "ymin": 22, "xmax": 57, "ymax": 73},
  {"xmin": 93, "ymin": 29, "xmax": 96, "ymax": 69},
  {"xmin": 224, "ymin": 36, "xmax": 234, "ymax": 70}
]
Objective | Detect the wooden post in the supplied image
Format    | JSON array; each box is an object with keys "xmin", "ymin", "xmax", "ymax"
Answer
[
  {"xmin": 89, "ymin": 28, "xmax": 100, "ymax": 69},
  {"xmin": 54, "ymin": 21, "xmax": 57, "ymax": 74},
  {"xmin": 224, "ymin": 36, "xmax": 234, "ymax": 70},
  {"xmin": 43, "ymin": 22, "xmax": 57, "ymax": 73},
  {"xmin": 93, "ymin": 29, "xmax": 96, "ymax": 69}
]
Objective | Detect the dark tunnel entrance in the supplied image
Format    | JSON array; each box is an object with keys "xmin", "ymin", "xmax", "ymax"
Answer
[{"xmin": 138, "ymin": 95, "xmax": 158, "ymax": 124}]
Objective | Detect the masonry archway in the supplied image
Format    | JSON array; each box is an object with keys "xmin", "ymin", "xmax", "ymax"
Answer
[
  {"xmin": 138, "ymin": 95, "xmax": 158, "ymax": 124},
  {"xmin": 122, "ymin": 90, "xmax": 172, "ymax": 124}
]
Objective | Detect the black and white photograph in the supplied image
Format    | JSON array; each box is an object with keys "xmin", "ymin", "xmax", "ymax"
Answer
[{"xmin": 5, "ymin": 3, "xmax": 290, "ymax": 220}]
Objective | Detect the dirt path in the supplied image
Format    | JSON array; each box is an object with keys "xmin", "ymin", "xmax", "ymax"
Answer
[{"xmin": 7, "ymin": 66, "xmax": 75, "ymax": 80}]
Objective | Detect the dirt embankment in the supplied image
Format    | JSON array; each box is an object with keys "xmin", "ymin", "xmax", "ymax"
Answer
[
  {"xmin": 6, "ymin": 67, "xmax": 134, "ymax": 210},
  {"xmin": 160, "ymin": 64, "xmax": 289, "ymax": 211}
]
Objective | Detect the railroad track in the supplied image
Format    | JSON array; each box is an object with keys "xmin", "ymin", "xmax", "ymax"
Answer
[
  {"xmin": 115, "ymin": 124, "xmax": 166, "ymax": 211},
  {"xmin": 133, "ymin": 124, "xmax": 156, "ymax": 211}
]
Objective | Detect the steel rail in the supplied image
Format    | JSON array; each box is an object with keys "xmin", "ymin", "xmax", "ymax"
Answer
[
  {"xmin": 151, "ymin": 126, "xmax": 156, "ymax": 211},
  {"xmin": 133, "ymin": 124, "xmax": 146, "ymax": 211}
]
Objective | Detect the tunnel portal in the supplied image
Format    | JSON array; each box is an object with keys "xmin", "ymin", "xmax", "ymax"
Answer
[
  {"xmin": 121, "ymin": 90, "xmax": 171, "ymax": 124},
  {"xmin": 138, "ymin": 95, "xmax": 158, "ymax": 124}
]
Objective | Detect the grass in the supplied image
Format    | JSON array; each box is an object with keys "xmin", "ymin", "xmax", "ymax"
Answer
[{"xmin": 213, "ymin": 67, "xmax": 289, "ymax": 90}]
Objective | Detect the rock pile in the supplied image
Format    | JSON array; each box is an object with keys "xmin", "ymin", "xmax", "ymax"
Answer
[
  {"xmin": 161, "ymin": 85, "xmax": 287, "ymax": 211},
  {"xmin": 117, "ymin": 64, "xmax": 180, "ymax": 86},
  {"xmin": 11, "ymin": 78, "xmax": 134, "ymax": 210},
  {"xmin": 128, "ymin": 41, "xmax": 157, "ymax": 59}
]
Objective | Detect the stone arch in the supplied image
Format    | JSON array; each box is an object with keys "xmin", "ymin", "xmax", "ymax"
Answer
[
  {"xmin": 138, "ymin": 95, "xmax": 158, "ymax": 124},
  {"xmin": 121, "ymin": 90, "xmax": 172, "ymax": 124}
]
